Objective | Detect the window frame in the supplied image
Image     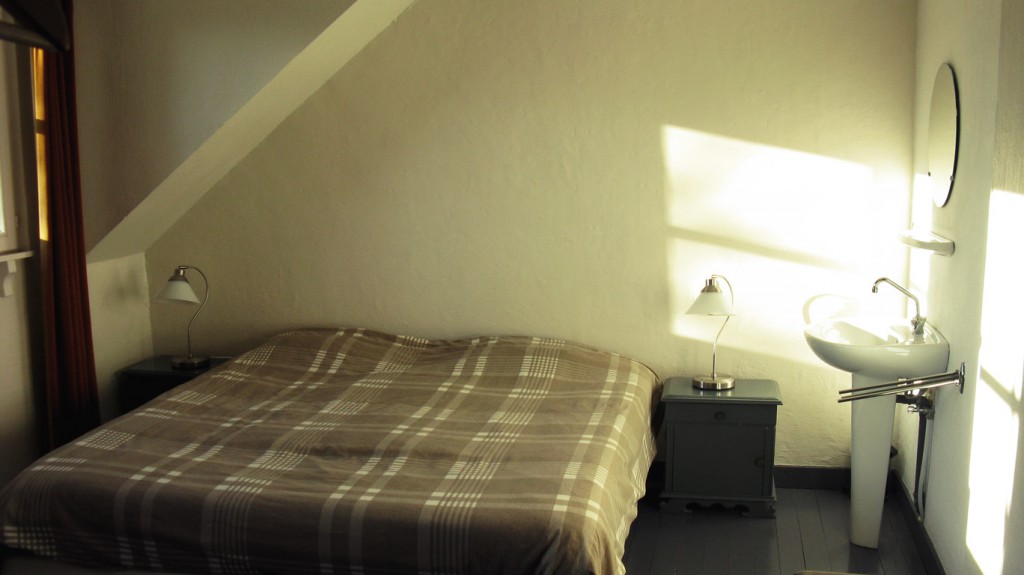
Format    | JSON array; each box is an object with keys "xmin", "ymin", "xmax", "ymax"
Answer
[{"xmin": 0, "ymin": 37, "xmax": 34, "ymax": 253}]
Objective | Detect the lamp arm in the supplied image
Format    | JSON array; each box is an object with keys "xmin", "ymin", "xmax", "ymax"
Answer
[
  {"xmin": 712, "ymin": 274, "xmax": 735, "ymax": 307},
  {"xmin": 180, "ymin": 266, "xmax": 208, "ymax": 360},
  {"xmin": 709, "ymin": 274, "xmax": 734, "ymax": 380},
  {"xmin": 711, "ymin": 314, "xmax": 730, "ymax": 379}
]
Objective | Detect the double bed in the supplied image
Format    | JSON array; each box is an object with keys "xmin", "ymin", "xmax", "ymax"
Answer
[{"xmin": 0, "ymin": 328, "xmax": 660, "ymax": 574}]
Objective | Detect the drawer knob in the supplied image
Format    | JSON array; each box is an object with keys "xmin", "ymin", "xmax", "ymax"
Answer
[
  {"xmin": 754, "ymin": 457, "xmax": 765, "ymax": 468},
  {"xmin": 714, "ymin": 411, "xmax": 726, "ymax": 421}
]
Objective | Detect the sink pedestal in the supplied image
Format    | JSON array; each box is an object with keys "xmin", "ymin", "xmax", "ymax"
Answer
[{"xmin": 849, "ymin": 373, "xmax": 897, "ymax": 549}]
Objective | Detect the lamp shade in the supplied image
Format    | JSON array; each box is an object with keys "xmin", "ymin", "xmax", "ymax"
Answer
[
  {"xmin": 155, "ymin": 273, "xmax": 200, "ymax": 303},
  {"xmin": 153, "ymin": 265, "xmax": 210, "ymax": 369},
  {"xmin": 686, "ymin": 277, "xmax": 735, "ymax": 316}
]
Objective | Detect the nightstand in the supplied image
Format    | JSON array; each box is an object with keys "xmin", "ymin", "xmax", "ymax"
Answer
[
  {"xmin": 660, "ymin": 377, "xmax": 782, "ymax": 517},
  {"xmin": 117, "ymin": 355, "xmax": 229, "ymax": 413}
]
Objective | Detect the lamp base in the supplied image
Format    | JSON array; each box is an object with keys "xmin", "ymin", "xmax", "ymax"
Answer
[
  {"xmin": 170, "ymin": 355, "xmax": 210, "ymax": 370},
  {"xmin": 692, "ymin": 374, "xmax": 735, "ymax": 390}
]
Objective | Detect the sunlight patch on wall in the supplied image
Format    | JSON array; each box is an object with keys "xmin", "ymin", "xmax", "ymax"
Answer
[
  {"xmin": 662, "ymin": 126, "xmax": 907, "ymax": 363},
  {"xmin": 663, "ymin": 126, "xmax": 880, "ymax": 264},
  {"xmin": 906, "ymin": 173, "xmax": 935, "ymax": 307},
  {"xmin": 909, "ymin": 172, "xmax": 937, "ymax": 232},
  {"xmin": 966, "ymin": 377, "xmax": 1018, "ymax": 575},
  {"xmin": 967, "ymin": 188, "xmax": 1024, "ymax": 575}
]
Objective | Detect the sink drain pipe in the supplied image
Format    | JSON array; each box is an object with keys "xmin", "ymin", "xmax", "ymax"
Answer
[{"xmin": 896, "ymin": 391, "xmax": 933, "ymax": 518}]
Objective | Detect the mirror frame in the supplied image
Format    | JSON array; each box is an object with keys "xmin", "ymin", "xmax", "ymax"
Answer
[{"xmin": 928, "ymin": 63, "xmax": 960, "ymax": 208}]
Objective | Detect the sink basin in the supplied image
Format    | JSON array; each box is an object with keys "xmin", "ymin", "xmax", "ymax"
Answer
[{"xmin": 804, "ymin": 316, "xmax": 949, "ymax": 379}]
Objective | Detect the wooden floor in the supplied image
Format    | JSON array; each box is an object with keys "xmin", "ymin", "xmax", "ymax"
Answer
[{"xmin": 623, "ymin": 488, "xmax": 930, "ymax": 575}]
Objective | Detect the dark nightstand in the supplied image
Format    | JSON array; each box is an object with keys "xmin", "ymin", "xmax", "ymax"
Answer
[
  {"xmin": 117, "ymin": 355, "xmax": 229, "ymax": 414},
  {"xmin": 660, "ymin": 377, "xmax": 782, "ymax": 517}
]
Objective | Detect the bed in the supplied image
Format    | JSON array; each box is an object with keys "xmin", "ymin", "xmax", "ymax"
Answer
[{"xmin": 0, "ymin": 328, "xmax": 660, "ymax": 574}]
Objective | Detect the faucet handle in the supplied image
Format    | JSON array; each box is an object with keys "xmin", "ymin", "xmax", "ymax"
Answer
[{"xmin": 912, "ymin": 315, "xmax": 927, "ymax": 335}]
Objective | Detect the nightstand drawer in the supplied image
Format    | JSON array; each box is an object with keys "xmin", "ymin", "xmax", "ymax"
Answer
[{"xmin": 663, "ymin": 402, "xmax": 777, "ymax": 426}]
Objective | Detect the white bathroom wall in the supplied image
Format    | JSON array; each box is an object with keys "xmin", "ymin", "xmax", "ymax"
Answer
[
  {"xmin": 146, "ymin": 0, "xmax": 917, "ymax": 469},
  {"xmin": 986, "ymin": 6, "xmax": 1024, "ymax": 575},
  {"xmin": 893, "ymin": 0, "xmax": 1024, "ymax": 574}
]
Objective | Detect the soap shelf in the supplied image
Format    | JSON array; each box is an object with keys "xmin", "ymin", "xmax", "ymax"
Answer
[{"xmin": 900, "ymin": 230, "xmax": 955, "ymax": 256}]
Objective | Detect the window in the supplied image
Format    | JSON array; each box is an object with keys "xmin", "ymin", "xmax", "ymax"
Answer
[
  {"xmin": 0, "ymin": 42, "xmax": 13, "ymax": 245},
  {"xmin": 0, "ymin": 36, "xmax": 33, "ymax": 253},
  {"xmin": 0, "ymin": 163, "xmax": 10, "ymax": 239}
]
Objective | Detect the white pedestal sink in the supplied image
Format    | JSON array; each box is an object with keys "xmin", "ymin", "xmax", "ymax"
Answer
[{"xmin": 804, "ymin": 315, "xmax": 949, "ymax": 548}]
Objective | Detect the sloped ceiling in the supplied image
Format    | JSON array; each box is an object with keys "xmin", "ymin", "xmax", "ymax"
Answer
[
  {"xmin": 0, "ymin": 0, "xmax": 69, "ymax": 50},
  {"xmin": 86, "ymin": 0, "xmax": 417, "ymax": 263}
]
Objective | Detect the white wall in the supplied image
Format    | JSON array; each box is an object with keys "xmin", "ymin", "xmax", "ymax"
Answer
[
  {"xmin": 74, "ymin": 0, "xmax": 354, "ymax": 250},
  {"xmin": 74, "ymin": 0, "xmax": 361, "ymax": 417},
  {"xmin": 895, "ymin": 1, "xmax": 1024, "ymax": 573},
  {"xmin": 145, "ymin": 0, "xmax": 917, "ymax": 469},
  {"xmin": 0, "ymin": 267, "xmax": 39, "ymax": 486},
  {"xmin": 86, "ymin": 254, "xmax": 153, "ymax": 420},
  {"xmin": 990, "ymin": 6, "xmax": 1024, "ymax": 574},
  {"xmin": 70, "ymin": 1, "xmax": 1024, "ymax": 572}
]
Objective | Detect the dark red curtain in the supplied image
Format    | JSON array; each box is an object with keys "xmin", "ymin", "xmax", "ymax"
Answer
[{"xmin": 37, "ymin": 0, "xmax": 100, "ymax": 449}]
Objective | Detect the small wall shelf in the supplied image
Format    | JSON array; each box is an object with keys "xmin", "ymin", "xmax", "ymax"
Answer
[
  {"xmin": 0, "ymin": 250, "xmax": 35, "ymax": 297},
  {"xmin": 900, "ymin": 230, "xmax": 955, "ymax": 256}
]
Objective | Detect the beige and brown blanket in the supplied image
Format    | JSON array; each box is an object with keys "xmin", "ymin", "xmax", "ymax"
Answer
[{"xmin": 0, "ymin": 328, "xmax": 659, "ymax": 575}]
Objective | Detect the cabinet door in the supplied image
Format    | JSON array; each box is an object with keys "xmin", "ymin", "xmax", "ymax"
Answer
[{"xmin": 667, "ymin": 422, "xmax": 770, "ymax": 498}]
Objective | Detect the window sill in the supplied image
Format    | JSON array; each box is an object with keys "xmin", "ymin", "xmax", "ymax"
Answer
[{"xmin": 1, "ymin": 250, "xmax": 35, "ymax": 297}]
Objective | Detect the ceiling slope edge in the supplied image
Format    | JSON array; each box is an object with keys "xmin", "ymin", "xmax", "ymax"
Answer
[{"xmin": 86, "ymin": 0, "xmax": 418, "ymax": 264}]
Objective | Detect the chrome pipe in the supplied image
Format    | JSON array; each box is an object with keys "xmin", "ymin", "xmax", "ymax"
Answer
[
  {"xmin": 839, "ymin": 377, "xmax": 958, "ymax": 403},
  {"xmin": 837, "ymin": 363, "xmax": 965, "ymax": 403},
  {"xmin": 838, "ymin": 363, "xmax": 965, "ymax": 395}
]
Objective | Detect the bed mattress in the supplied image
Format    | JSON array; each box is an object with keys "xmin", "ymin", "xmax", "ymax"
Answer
[{"xmin": 0, "ymin": 328, "xmax": 659, "ymax": 574}]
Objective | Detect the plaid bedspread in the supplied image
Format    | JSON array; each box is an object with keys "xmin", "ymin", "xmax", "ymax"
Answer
[{"xmin": 0, "ymin": 328, "xmax": 660, "ymax": 574}]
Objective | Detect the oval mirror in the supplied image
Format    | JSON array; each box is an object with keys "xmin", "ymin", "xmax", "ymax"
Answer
[{"xmin": 928, "ymin": 63, "xmax": 960, "ymax": 207}]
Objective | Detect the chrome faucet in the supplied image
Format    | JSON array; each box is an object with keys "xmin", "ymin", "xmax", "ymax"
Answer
[{"xmin": 872, "ymin": 277, "xmax": 926, "ymax": 335}]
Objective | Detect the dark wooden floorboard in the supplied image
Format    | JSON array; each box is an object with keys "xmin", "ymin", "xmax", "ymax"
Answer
[
  {"xmin": 730, "ymin": 511, "xmax": 781, "ymax": 575},
  {"xmin": 700, "ymin": 511, "xmax": 733, "ymax": 573},
  {"xmin": 880, "ymin": 495, "xmax": 928, "ymax": 575},
  {"xmin": 817, "ymin": 488, "xmax": 884, "ymax": 574},
  {"xmin": 654, "ymin": 506, "xmax": 706, "ymax": 575},
  {"xmin": 793, "ymin": 488, "xmax": 831, "ymax": 571},
  {"xmin": 622, "ymin": 498, "xmax": 660, "ymax": 574},
  {"xmin": 623, "ymin": 488, "xmax": 931, "ymax": 575},
  {"xmin": 816, "ymin": 488, "xmax": 855, "ymax": 570},
  {"xmin": 876, "ymin": 506, "xmax": 914, "ymax": 575},
  {"xmin": 775, "ymin": 488, "xmax": 807, "ymax": 575}
]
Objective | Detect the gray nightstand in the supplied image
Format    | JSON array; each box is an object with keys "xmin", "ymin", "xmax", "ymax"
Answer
[
  {"xmin": 117, "ymin": 355, "xmax": 229, "ymax": 414},
  {"xmin": 660, "ymin": 377, "xmax": 782, "ymax": 517}
]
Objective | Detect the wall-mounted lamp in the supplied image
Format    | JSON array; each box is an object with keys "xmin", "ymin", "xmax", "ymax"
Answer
[
  {"xmin": 155, "ymin": 265, "xmax": 210, "ymax": 370},
  {"xmin": 686, "ymin": 274, "xmax": 736, "ymax": 390}
]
